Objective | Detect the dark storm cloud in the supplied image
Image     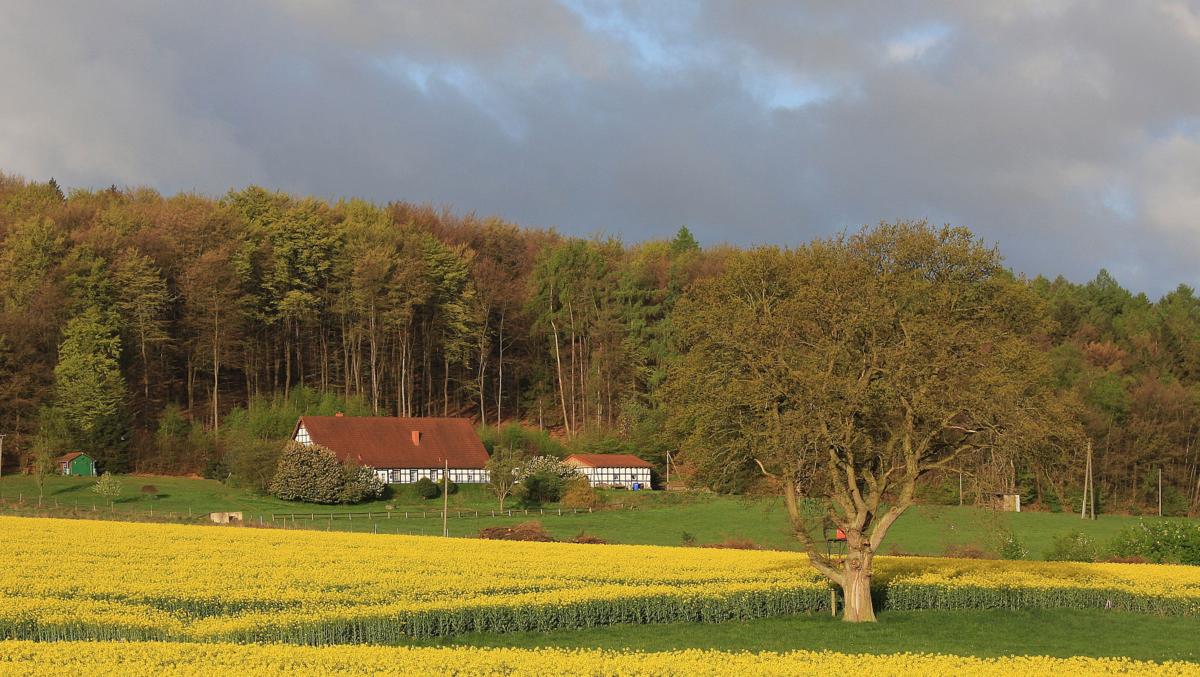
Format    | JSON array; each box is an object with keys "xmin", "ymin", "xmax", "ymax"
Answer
[{"xmin": 2, "ymin": 1, "xmax": 1198, "ymax": 294}]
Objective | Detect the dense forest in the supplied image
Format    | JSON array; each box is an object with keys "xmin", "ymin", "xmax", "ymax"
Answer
[{"xmin": 1, "ymin": 172, "xmax": 1199, "ymax": 515}]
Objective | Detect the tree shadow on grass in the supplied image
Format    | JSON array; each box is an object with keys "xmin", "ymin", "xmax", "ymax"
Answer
[{"xmin": 50, "ymin": 484, "xmax": 92, "ymax": 496}]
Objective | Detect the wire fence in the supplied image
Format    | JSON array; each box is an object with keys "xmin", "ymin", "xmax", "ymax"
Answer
[
  {"xmin": 0, "ymin": 494, "xmax": 204, "ymax": 522},
  {"xmin": 268, "ymin": 504, "xmax": 636, "ymax": 523},
  {"xmin": 0, "ymin": 494, "xmax": 640, "ymax": 534}
]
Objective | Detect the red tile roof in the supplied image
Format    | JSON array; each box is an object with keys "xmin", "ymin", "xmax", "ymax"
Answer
[
  {"xmin": 565, "ymin": 453, "xmax": 653, "ymax": 469},
  {"xmin": 55, "ymin": 452, "xmax": 87, "ymax": 464},
  {"xmin": 295, "ymin": 416, "xmax": 489, "ymax": 469}
]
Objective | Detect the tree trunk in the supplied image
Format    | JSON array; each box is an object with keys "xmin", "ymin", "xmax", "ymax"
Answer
[
  {"xmin": 398, "ymin": 330, "xmax": 409, "ymax": 417},
  {"xmin": 568, "ymin": 304, "xmax": 576, "ymax": 433},
  {"xmin": 212, "ymin": 315, "xmax": 221, "ymax": 432},
  {"xmin": 495, "ymin": 310, "xmax": 505, "ymax": 423},
  {"xmin": 840, "ymin": 558, "xmax": 876, "ymax": 622},
  {"xmin": 283, "ymin": 320, "xmax": 292, "ymax": 399},
  {"xmin": 244, "ymin": 345, "xmax": 254, "ymax": 405},
  {"xmin": 186, "ymin": 353, "xmax": 195, "ymax": 416},
  {"xmin": 140, "ymin": 330, "xmax": 151, "ymax": 416},
  {"xmin": 550, "ymin": 319, "xmax": 571, "ymax": 437},
  {"xmin": 368, "ymin": 308, "xmax": 379, "ymax": 414},
  {"xmin": 443, "ymin": 354, "xmax": 450, "ymax": 415},
  {"xmin": 320, "ymin": 323, "xmax": 329, "ymax": 392},
  {"xmin": 341, "ymin": 313, "xmax": 352, "ymax": 398}
]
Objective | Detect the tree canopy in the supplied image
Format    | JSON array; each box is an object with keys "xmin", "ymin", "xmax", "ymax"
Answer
[
  {"xmin": 0, "ymin": 171, "xmax": 1198, "ymax": 522},
  {"xmin": 665, "ymin": 222, "xmax": 1075, "ymax": 621}
]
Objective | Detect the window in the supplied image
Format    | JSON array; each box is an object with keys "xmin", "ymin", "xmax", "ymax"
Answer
[{"xmin": 294, "ymin": 425, "xmax": 312, "ymax": 445}]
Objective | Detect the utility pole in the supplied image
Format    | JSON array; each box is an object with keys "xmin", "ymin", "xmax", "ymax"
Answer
[
  {"xmin": 1089, "ymin": 442, "xmax": 1097, "ymax": 520},
  {"xmin": 442, "ymin": 459, "xmax": 449, "ymax": 537},
  {"xmin": 0, "ymin": 433, "xmax": 6, "ymax": 480},
  {"xmin": 959, "ymin": 470, "xmax": 964, "ymax": 506},
  {"xmin": 1081, "ymin": 439, "xmax": 1094, "ymax": 520},
  {"xmin": 665, "ymin": 451, "xmax": 671, "ymax": 488}
]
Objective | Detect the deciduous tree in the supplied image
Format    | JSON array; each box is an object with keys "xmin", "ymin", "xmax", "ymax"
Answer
[
  {"xmin": 53, "ymin": 307, "xmax": 125, "ymax": 440},
  {"xmin": 666, "ymin": 222, "xmax": 1073, "ymax": 622}
]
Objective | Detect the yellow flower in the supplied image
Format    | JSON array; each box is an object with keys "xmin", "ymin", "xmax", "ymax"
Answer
[
  {"xmin": 2, "ymin": 516, "xmax": 1198, "ymax": 645},
  {"xmin": 1, "ymin": 641, "xmax": 1197, "ymax": 676}
]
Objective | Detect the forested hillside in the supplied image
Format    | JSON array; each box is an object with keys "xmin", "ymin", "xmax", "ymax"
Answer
[{"xmin": 1, "ymin": 172, "xmax": 1198, "ymax": 515}]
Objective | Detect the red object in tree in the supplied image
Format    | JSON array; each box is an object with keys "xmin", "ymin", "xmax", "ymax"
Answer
[{"xmin": 835, "ymin": 528, "xmax": 847, "ymax": 541}]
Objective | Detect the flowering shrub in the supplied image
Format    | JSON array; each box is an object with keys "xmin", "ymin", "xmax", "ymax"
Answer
[
  {"xmin": 1108, "ymin": 519, "xmax": 1200, "ymax": 565},
  {"xmin": 993, "ymin": 527, "xmax": 1029, "ymax": 560},
  {"xmin": 1044, "ymin": 531, "xmax": 1100, "ymax": 563},
  {"xmin": 516, "ymin": 455, "xmax": 579, "ymax": 481},
  {"xmin": 338, "ymin": 464, "xmax": 386, "ymax": 503},
  {"xmin": 268, "ymin": 442, "xmax": 344, "ymax": 503},
  {"xmin": 268, "ymin": 442, "xmax": 382, "ymax": 505}
]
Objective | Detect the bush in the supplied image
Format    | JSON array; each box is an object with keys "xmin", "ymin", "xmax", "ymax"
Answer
[
  {"xmin": 139, "ymin": 485, "xmax": 159, "ymax": 498},
  {"xmin": 440, "ymin": 477, "xmax": 458, "ymax": 496},
  {"xmin": 268, "ymin": 442, "xmax": 345, "ymax": 504},
  {"xmin": 516, "ymin": 456, "xmax": 579, "ymax": 482},
  {"xmin": 560, "ymin": 478, "xmax": 604, "ymax": 509},
  {"xmin": 268, "ymin": 442, "xmax": 383, "ymax": 505},
  {"xmin": 414, "ymin": 477, "xmax": 441, "ymax": 500},
  {"xmin": 1108, "ymin": 519, "xmax": 1200, "ymax": 565},
  {"xmin": 1044, "ymin": 531, "xmax": 1100, "ymax": 562},
  {"xmin": 223, "ymin": 433, "xmax": 281, "ymax": 492},
  {"xmin": 202, "ymin": 452, "xmax": 228, "ymax": 481},
  {"xmin": 340, "ymin": 465, "xmax": 386, "ymax": 504},
  {"xmin": 994, "ymin": 528, "xmax": 1029, "ymax": 560},
  {"xmin": 514, "ymin": 471, "xmax": 565, "ymax": 507}
]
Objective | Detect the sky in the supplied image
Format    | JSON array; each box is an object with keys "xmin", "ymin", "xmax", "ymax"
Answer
[{"xmin": 2, "ymin": 1, "xmax": 1199, "ymax": 296}]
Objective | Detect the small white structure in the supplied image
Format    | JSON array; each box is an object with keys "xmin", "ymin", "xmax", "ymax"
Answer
[
  {"xmin": 564, "ymin": 454, "xmax": 653, "ymax": 490},
  {"xmin": 209, "ymin": 511, "xmax": 243, "ymax": 524}
]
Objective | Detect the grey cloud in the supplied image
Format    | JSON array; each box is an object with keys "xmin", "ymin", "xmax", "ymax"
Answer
[{"xmin": 0, "ymin": 1, "xmax": 1198, "ymax": 295}]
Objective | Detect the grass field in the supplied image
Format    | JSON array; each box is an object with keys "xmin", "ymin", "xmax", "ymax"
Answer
[
  {"xmin": 425, "ymin": 610, "xmax": 1200, "ymax": 663},
  {"xmin": 0, "ymin": 474, "xmax": 1166, "ymax": 558}
]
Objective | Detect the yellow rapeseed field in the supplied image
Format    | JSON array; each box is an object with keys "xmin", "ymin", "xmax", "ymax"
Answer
[
  {"xmin": 878, "ymin": 557, "xmax": 1200, "ymax": 614},
  {"xmin": 2, "ymin": 515, "xmax": 1198, "ymax": 644},
  {"xmin": 0, "ymin": 641, "xmax": 1196, "ymax": 676},
  {"xmin": 0, "ymin": 516, "xmax": 826, "ymax": 642}
]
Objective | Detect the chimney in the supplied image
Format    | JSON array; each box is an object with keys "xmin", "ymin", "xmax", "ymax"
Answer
[
  {"xmin": 335, "ymin": 412, "xmax": 344, "ymax": 417},
  {"xmin": 412, "ymin": 430, "xmax": 422, "ymax": 445}
]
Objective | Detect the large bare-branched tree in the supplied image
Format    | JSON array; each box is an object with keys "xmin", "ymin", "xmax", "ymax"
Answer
[{"xmin": 666, "ymin": 221, "xmax": 1075, "ymax": 621}]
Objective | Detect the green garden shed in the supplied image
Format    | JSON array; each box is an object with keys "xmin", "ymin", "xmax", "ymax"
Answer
[{"xmin": 56, "ymin": 452, "xmax": 96, "ymax": 477}]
